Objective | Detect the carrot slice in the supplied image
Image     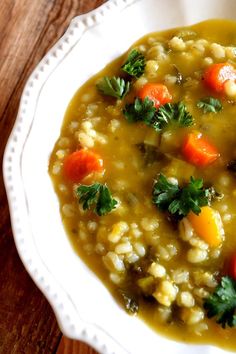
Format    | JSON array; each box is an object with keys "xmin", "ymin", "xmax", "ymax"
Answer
[
  {"xmin": 203, "ymin": 62, "xmax": 236, "ymax": 93},
  {"xmin": 138, "ymin": 83, "xmax": 172, "ymax": 109},
  {"xmin": 187, "ymin": 206, "xmax": 223, "ymax": 247},
  {"xmin": 63, "ymin": 149, "xmax": 103, "ymax": 183},
  {"xmin": 182, "ymin": 131, "xmax": 219, "ymax": 167}
]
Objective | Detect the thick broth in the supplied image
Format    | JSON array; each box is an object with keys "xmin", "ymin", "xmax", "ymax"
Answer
[{"xmin": 50, "ymin": 20, "xmax": 236, "ymax": 350}]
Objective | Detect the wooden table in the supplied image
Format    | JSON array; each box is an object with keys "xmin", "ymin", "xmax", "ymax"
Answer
[{"xmin": 0, "ymin": 1, "xmax": 106, "ymax": 353}]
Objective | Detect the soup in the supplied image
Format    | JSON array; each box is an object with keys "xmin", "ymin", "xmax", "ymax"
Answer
[{"xmin": 49, "ymin": 19, "xmax": 236, "ymax": 350}]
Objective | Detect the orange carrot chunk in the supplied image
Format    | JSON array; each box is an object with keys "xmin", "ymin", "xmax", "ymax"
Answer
[
  {"xmin": 203, "ymin": 62, "xmax": 236, "ymax": 93},
  {"xmin": 182, "ymin": 131, "xmax": 219, "ymax": 167},
  {"xmin": 187, "ymin": 206, "xmax": 223, "ymax": 247},
  {"xmin": 63, "ymin": 149, "xmax": 103, "ymax": 183},
  {"xmin": 138, "ymin": 83, "xmax": 172, "ymax": 109}
]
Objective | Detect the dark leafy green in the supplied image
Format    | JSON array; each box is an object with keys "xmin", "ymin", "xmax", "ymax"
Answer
[
  {"xmin": 227, "ymin": 160, "xmax": 236, "ymax": 174},
  {"xmin": 76, "ymin": 183, "xmax": 117, "ymax": 216},
  {"xmin": 123, "ymin": 98, "xmax": 193, "ymax": 132},
  {"xmin": 156, "ymin": 102, "xmax": 194, "ymax": 130},
  {"xmin": 152, "ymin": 174, "xmax": 180, "ymax": 212},
  {"xmin": 119, "ymin": 290, "xmax": 139, "ymax": 315},
  {"xmin": 121, "ymin": 49, "xmax": 146, "ymax": 78},
  {"xmin": 123, "ymin": 97, "xmax": 156, "ymax": 125},
  {"xmin": 204, "ymin": 276, "xmax": 236, "ymax": 328},
  {"xmin": 96, "ymin": 76, "xmax": 130, "ymax": 99},
  {"xmin": 152, "ymin": 174, "xmax": 214, "ymax": 218},
  {"xmin": 197, "ymin": 97, "xmax": 222, "ymax": 113},
  {"xmin": 136, "ymin": 143, "xmax": 165, "ymax": 166}
]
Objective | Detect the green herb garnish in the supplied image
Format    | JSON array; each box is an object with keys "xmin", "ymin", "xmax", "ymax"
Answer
[
  {"xmin": 156, "ymin": 102, "xmax": 194, "ymax": 130},
  {"xmin": 76, "ymin": 183, "xmax": 117, "ymax": 216},
  {"xmin": 197, "ymin": 97, "xmax": 222, "ymax": 113},
  {"xmin": 123, "ymin": 98, "xmax": 193, "ymax": 131},
  {"xmin": 123, "ymin": 97, "xmax": 156, "ymax": 125},
  {"xmin": 152, "ymin": 174, "xmax": 213, "ymax": 218},
  {"xmin": 121, "ymin": 49, "xmax": 146, "ymax": 78},
  {"xmin": 96, "ymin": 76, "xmax": 130, "ymax": 99},
  {"xmin": 204, "ymin": 276, "xmax": 236, "ymax": 328}
]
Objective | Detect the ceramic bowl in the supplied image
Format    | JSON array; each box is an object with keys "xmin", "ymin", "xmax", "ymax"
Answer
[{"xmin": 4, "ymin": 0, "xmax": 236, "ymax": 353}]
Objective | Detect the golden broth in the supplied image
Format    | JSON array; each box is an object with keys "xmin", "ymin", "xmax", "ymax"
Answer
[{"xmin": 50, "ymin": 20, "xmax": 236, "ymax": 350}]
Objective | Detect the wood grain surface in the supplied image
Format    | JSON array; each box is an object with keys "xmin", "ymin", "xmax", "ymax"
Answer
[{"xmin": 0, "ymin": 1, "xmax": 106, "ymax": 353}]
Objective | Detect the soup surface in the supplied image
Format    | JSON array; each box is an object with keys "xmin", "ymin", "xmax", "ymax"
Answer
[{"xmin": 49, "ymin": 19, "xmax": 236, "ymax": 350}]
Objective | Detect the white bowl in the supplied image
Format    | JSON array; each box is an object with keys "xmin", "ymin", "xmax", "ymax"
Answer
[{"xmin": 3, "ymin": 0, "xmax": 236, "ymax": 353}]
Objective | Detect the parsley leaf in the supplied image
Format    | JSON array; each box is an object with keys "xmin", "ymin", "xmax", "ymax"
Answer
[
  {"xmin": 97, "ymin": 76, "xmax": 130, "ymax": 99},
  {"xmin": 76, "ymin": 183, "xmax": 117, "ymax": 216},
  {"xmin": 197, "ymin": 97, "xmax": 222, "ymax": 113},
  {"xmin": 123, "ymin": 97, "xmax": 156, "ymax": 125},
  {"xmin": 95, "ymin": 184, "xmax": 117, "ymax": 216},
  {"xmin": 152, "ymin": 174, "xmax": 180, "ymax": 212},
  {"xmin": 77, "ymin": 183, "xmax": 100, "ymax": 210},
  {"xmin": 156, "ymin": 102, "xmax": 194, "ymax": 130},
  {"xmin": 152, "ymin": 174, "xmax": 213, "ymax": 218},
  {"xmin": 123, "ymin": 98, "xmax": 193, "ymax": 131},
  {"xmin": 121, "ymin": 49, "xmax": 146, "ymax": 78},
  {"xmin": 204, "ymin": 276, "xmax": 236, "ymax": 328},
  {"xmin": 178, "ymin": 176, "xmax": 211, "ymax": 215}
]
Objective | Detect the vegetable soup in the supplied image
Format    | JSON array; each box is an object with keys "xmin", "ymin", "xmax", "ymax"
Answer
[{"xmin": 49, "ymin": 19, "xmax": 236, "ymax": 350}]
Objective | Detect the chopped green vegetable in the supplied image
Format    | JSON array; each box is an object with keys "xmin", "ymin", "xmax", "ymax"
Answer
[
  {"xmin": 204, "ymin": 276, "xmax": 236, "ymax": 328},
  {"xmin": 123, "ymin": 97, "xmax": 156, "ymax": 125},
  {"xmin": 123, "ymin": 98, "xmax": 193, "ymax": 131},
  {"xmin": 96, "ymin": 76, "xmax": 130, "ymax": 99},
  {"xmin": 119, "ymin": 290, "xmax": 139, "ymax": 315},
  {"xmin": 77, "ymin": 183, "xmax": 99, "ymax": 210},
  {"xmin": 136, "ymin": 143, "xmax": 164, "ymax": 166},
  {"xmin": 95, "ymin": 184, "xmax": 117, "ymax": 216},
  {"xmin": 152, "ymin": 174, "xmax": 179, "ymax": 213},
  {"xmin": 76, "ymin": 183, "xmax": 117, "ymax": 216},
  {"xmin": 121, "ymin": 49, "xmax": 146, "ymax": 78},
  {"xmin": 227, "ymin": 160, "xmax": 236, "ymax": 174},
  {"xmin": 156, "ymin": 102, "xmax": 194, "ymax": 130},
  {"xmin": 152, "ymin": 174, "xmax": 214, "ymax": 218},
  {"xmin": 197, "ymin": 97, "xmax": 222, "ymax": 113}
]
